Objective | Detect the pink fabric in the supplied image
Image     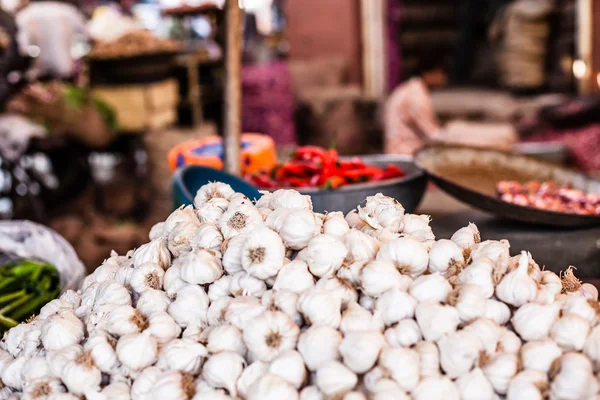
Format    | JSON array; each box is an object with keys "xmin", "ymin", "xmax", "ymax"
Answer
[
  {"xmin": 242, "ymin": 61, "xmax": 296, "ymax": 146},
  {"xmin": 524, "ymin": 124, "xmax": 600, "ymax": 172}
]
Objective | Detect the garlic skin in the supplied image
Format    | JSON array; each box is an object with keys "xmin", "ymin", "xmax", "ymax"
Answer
[
  {"xmin": 146, "ymin": 311, "xmax": 182, "ymax": 345},
  {"xmin": 178, "ymin": 248, "xmax": 223, "ymax": 285},
  {"xmin": 191, "ymin": 222, "xmax": 224, "ymax": 253},
  {"xmin": 507, "ymin": 369, "xmax": 548, "ymax": 400},
  {"xmin": 269, "ymin": 189, "xmax": 312, "ymax": 210},
  {"xmin": 229, "ymin": 271, "xmax": 267, "ymax": 297},
  {"xmin": 60, "ymin": 350, "xmax": 102, "ymax": 395},
  {"xmin": 136, "ymin": 289, "xmax": 172, "ymax": 317},
  {"xmin": 384, "ymin": 319, "xmax": 421, "ymax": 347},
  {"xmin": 132, "ymin": 239, "xmax": 171, "ymax": 270},
  {"xmin": 204, "ymin": 324, "xmax": 245, "ymax": 356},
  {"xmin": 197, "ymin": 197, "xmax": 230, "ymax": 225},
  {"xmin": 315, "ymin": 276, "xmax": 358, "ymax": 307},
  {"xmin": 167, "ymin": 284, "xmax": 209, "ymax": 328},
  {"xmin": 339, "ymin": 331, "xmax": 385, "ymax": 373},
  {"xmin": 448, "ymin": 284, "xmax": 486, "ymax": 323},
  {"xmin": 415, "ymin": 301, "xmax": 460, "ymax": 342},
  {"xmin": 374, "ymin": 289, "xmax": 417, "ymax": 326},
  {"xmin": 132, "ymin": 366, "xmax": 163, "ymax": 399},
  {"xmin": 21, "ymin": 356, "xmax": 51, "ymax": 382},
  {"xmin": 409, "ymin": 273, "xmax": 452, "ymax": 303},
  {"xmin": 498, "ymin": 327, "xmax": 522, "ymax": 354},
  {"xmin": 457, "ymin": 258, "xmax": 496, "ymax": 298},
  {"xmin": 412, "ymin": 376, "xmax": 459, "ymax": 400},
  {"xmin": 550, "ymin": 352, "xmax": 598, "ymax": 400},
  {"xmin": 562, "ymin": 296, "xmax": 600, "ymax": 325},
  {"xmin": 520, "ymin": 339, "xmax": 563, "ymax": 373},
  {"xmin": 208, "ymin": 276, "xmax": 233, "ymax": 301},
  {"xmin": 164, "ymin": 205, "xmax": 199, "ymax": 236},
  {"xmin": 278, "ymin": 209, "xmax": 322, "ymax": 250},
  {"xmin": 163, "ymin": 265, "xmax": 186, "ymax": 298},
  {"xmin": 298, "ymin": 289, "xmax": 342, "ymax": 328},
  {"xmin": 219, "ymin": 204, "xmax": 263, "ymax": 240},
  {"xmin": 149, "ymin": 222, "xmax": 165, "ymax": 240},
  {"xmin": 428, "ymin": 239, "xmax": 465, "ymax": 274},
  {"xmin": 1, "ymin": 357, "xmax": 25, "ymax": 390},
  {"xmin": 202, "ymin": 351, "xmax": 245, "ymax": 396},
  {"xmin": 471, "ymin": 239, "xmax": 510, "ymax": 267},
  {"xmin": 511, "ymin": 302, "xmax": 560, "ymax": 341},
  {"xmin": 298, "ymin": 234, "xmax": 348, "ymax": 278},
  {"xmin": 194, "ymin": 182, "xmax": 235, "ymax": 207},
  {"xmin": 437, "ymin": 329, "xmax": 480, "ymax": 378},
  {"xmin": 206, "ymin": 296, "xmax": 232, "ymax": 327},
  {"xmin": 116, "ymin": 331, "xmax": 158, "ymax": 371},
  {"xmin": 241, "ymin": 227, "xmax": 285, "ymax": 279},
  {"xmin": 495, "ymin": 251, "xmax": 538, "ymax": 307},
  {"xmin": 41, "ymin": 310, "xmax": 85, "ymax": 351},
  {"xmin": 363, "ymin": 366, "xmax": 402, "ymax": 393},
  {"xmin": 550, "ymin": 313, "xmax": 591, "ymax": 351},
  {"xmin": 450, "ymin": 223, "xmax": 481, "ymax": 256},
  {"xmin": 483, "ymin": 298, "xmax": 511, "ymax": 325},
  {"xmin": 340, "ymin": 302, "xmax": 384, "ymax": 334},
  {"xmin": 221, "ymin": 234, "xmax": 247, "ymax": 275},
  {"xmin": 273, "ymin": 260, "xmax": 315, "ymax": 294},
  {"xmin": 168, "ymin": 220, "xmax": 200, "ymax": 257},
  {"xmin": 224, "ymin": 296, "xmax": 266, "ymax": 330},
  {"xmin": 482, "ymin": 353, "xmax": 519, "ymax": 395},
  {"xmin": 84, "ymin": 332, "xmax": 119, "ymax": 373},
  {"xmin": 584, "ymin": 325, "xmax": 600, "ymax": 363},
  {"xmin": 269, "ymin": 350, "xmax": 307, "ymax": 389},
  {"xmin": 359, "ymin": 260, "xmax": 411, "ymax": 298},
  {"xmin": 536, "ymin": 270, "xmax": 562, "ymax": 305},
  {"xmin": 297, "ymin": 326, "xmax": 342, "ymax": 371},
  {"xmin": 344, "ymin": 229, "xmax": 380, "ymax": 262},
  {"xmin": 358, "ymin": 193, "xmax": 405, "ymax": 232},
  {"xmin": 130, "ymin": 262, "xmax": 165, "ymax": 295},
  {"xmin": 322, "ymin": 212, "xmax": 350, "ymax": 239},
  {"xmin": 316, "ymin": 361, "xmax": 358, "ymax": 398},
  {"xmin": 376, "ymin": 237, "xmax": 428, "ymax": 277},
  {"xmin": 463, "ymin": 318, "xmax": 502, "ymax": 355},
  {"xmin": 236, "ymin": 360, "xmax": 268, "ymax": 399},
  {"xmin": 242, "ymin": 311, "xmax": 300, "ymax": 362},
  {"xmin": 151, "ymin": 370, "xmax": 197, "ymax": 400},
  {"xmin": 379, "ymin": 347, "xmax": 420, "ymax": 392},
  {"xmin": 414, "ymin": 341, "xmax": 440, "ymax": 378},
  {"xmin": 456, "ymin": 368, "xmax": 495, "ymax": 400},
  {"xmin": 247, "ymin": 373, "xmax": 299, "ymax": 400}
]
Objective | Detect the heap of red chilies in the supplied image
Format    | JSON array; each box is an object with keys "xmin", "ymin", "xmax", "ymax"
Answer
[
  {"xmin": 497, "ymin": 180, "xmax": 600, "ymax": 215},
  {"xmin": 246, "ymin": 146, "xmax": 405, "ymax": 189}
]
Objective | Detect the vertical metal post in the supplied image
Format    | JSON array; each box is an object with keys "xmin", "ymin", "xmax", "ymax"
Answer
[{"xmin": 223, "ymin": 0, "xmax": 243, "ymax": 175}]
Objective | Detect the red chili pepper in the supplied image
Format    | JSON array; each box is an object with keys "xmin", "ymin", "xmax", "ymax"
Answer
[
  {"xmin": 294, "ymin": 146, "xmax": 327, "ymax": 163},
  {"xmin": 317, "ymin": 149, "xmax": 339, "ymax": 185},
  {"xmin": 323, "ymin": 176, "xmax": 345, "ymax": 190},
  {"xmin": 382, "ymin": 164, "xmax": 405, "ymax": 180},
  {"xmin": 281, "ymin": 177, "xmax": 311, "ymax": 188}
]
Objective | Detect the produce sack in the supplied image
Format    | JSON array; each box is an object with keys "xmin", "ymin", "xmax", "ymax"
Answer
[{"xmin": 0, "ymin": 220, "xmax": 85, "ymax": 291}]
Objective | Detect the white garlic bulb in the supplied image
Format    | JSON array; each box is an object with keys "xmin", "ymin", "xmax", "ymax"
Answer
[
  {"xmin": 344, "ymin": 229, "xmax": 380, "ymax": 262},
  {"xmin": 385, "ymin": 319, "xmax": 421, "ymax": 348},
  {"xmin": 428, "ymin": 239, "xmax": 465, "ymax": 274},
  {"xmin": 507, "ymin": 369, "xmax": 548, "ymax": 400},
  {"xmin": 241, "ymin": 227, "xmax": 285, "ymax": 279},
  {"xmin": 247, "ymin": 373, "xmax": 299, "ymax": 400},
  {"xmin": 315, "ymin": 276, "xmax": 358, "ymax": 307},
  {"xmin": 378, "ymin": 346, "xmax": 420, "ymax": 392},
  {"xmin": 415, "ymin": 301, "xmax": 459, "ymax": 342},
  {"xmin": 101, "ymin": 382, "xmax": 131, "ymax": 400},
  {"xmin": 178, "ymin": 248, "xmax": 223, "ymax": 285},
  {"xmin": 132, "ymin": 239, "xmax": 171, "ymax": 270},
  {"xmin": 190, "ymin": 222, "xmax": 224, "ymax": 253},
  {"xmin": 224, "ymin": 296, "xmax": 266, "ymax": 330},
  {"xmin": 339, "ymin": 331, "xmax": 384, "ymax": 373},
  {"xmin": 297, "ymin": 234, "xmax": 348, "ymax": 278},
  {"xmin": 278, "ymin": 209, "xmax": 322, "ymax": 250},
  {"xmin": 511, "ymin": 302, "xmax": 560, "ymax": 341},
  {"xmin": 298, "ymin": 288, "xmax": 342, "ymax": 328},
  {"xmin": 164, "ymin": 205, "xmax": 199, "ymax": 236},
  {"xmin": 116, "ymin": 331, "xmax": 157, "ymax": 371},
  {"xmin": 315, "ymin": 361, "xmax": 358, "ymax": 398},
  {"xmin": 359, "ymin": 260, "xmax": 411, "ymax": 298},
  {"xmin": 60, "ymin": 349, "xmax": 102, "ymax": 395},
  {"xmin": 550, "ymin": 352, "xmax": 598, "ymax": 400},
  {"xmin": 561, "ymin": 295, "xmax": 600, "ymax": 325},
  {"xmin": 376, "ymin": 237, "xmax": 428, "ymax": 277},
  {"xmin": 221, "ymin": 234, "xmax": 247, "ymax": 275},
  {"xmin": 409, "ymin": 273, "xmax": 452, "ymax": 303},
  {"xmin": 131, "ymin": 366, "xmax": 162, "ymax": 399},
  {"xmin": 550, "ymin": 313, "xmax": 591, "ymax": 351},
  {"xmin": 197, "ymin": 197, "xmax": 230, "ymax": 225},
  {"xmin": 194, "ymin": 182, "xmax": 235, "ymax": 207},
  {"xmin": 437, "ymin": 329, "xmax": 480, "ymax": 378},
  {"xmin": 136, "ymin": 289, "xmax": 172, "ymax": 317},
  {"xmin": 269, "ymin": 189, "xmax": 312, "ymax": 210},
  {"xmin": 243, "ymin": 311, "xmax": 299, "ymax": 362},
  {"xmin": 168, "ymin": 220, "xmax": 200, "ymax": 257},
  {"xmin": 363, "ymin": 366, "xmax": 401, "ymax": 393},
  {"xmin": 463, "ymin": 318, "xmax": 502, "ymax": 355},
  {"xmin": 483, "ymin": 298, "xmax": 511, "ymax": 325},
  {"xmin": 219, "ymin": 204, "xmax": 263, "ymax": 240},
  {"xmin": 323, "ymin": 212, "xmax": 350, "ymax": 239},
  {"xmin": 268, "ymin": 350, "xmax": 307, "ymax": 389},
  {"xmin": 340, "ymin": 302, "xmax": 384, "ymax": 334},
  {"xmin": 497, "ymin": 327, "xmax": 522, "ymax": 354},
  {"xmin": 481, "ymin": 352, "xmax": 519, "ymax": 395},
  {"xmin": 202, "ymin": 351, "xmax": 245, "ymax": 396},
  {"xmin": 40, "ymin": 310, "xmax": 85, "ymax": 352},
  {"xmin": 358, "ymin": 193, "xmax": 405, "ymax": 232},
  {"xmin": 374, "ymin": 289, "xmax": 417, "ymax": 326},
  {"xmin": 84, "ymin": 332, "xmax": 119, "ymax": 373},
  {"xmin": 450, "ymin": 223, "xmax": 481, "ymax": 257},
  {"xmin": 448, "ymin": 284, "xmax": 486, "ymax": 323},
  {"xmin": 412, "ymin": 376, "xmax": 459, "ymax": 400},
  {"xmin": 535, "ymin": 270, "xmax": 562, "ymax": 305},
  {"xmin": 414, "ymin": 341, "xmax": 440, "ymax": 378},
  {"xmin": 167, "ymin": 284, "xmax": 209, "ymax": 328},
  {"xmin": 297, "ymin": 326, "xmax": 342, "ymax": 371},
  {"xmin": 495, "ymin": 251, "xmax": 538, "ymax": 307},
  {"xmin": 163, "ymin": 265, "xmax": 186, "ymax": 298},
  {"xmin": 151, "ymin": 370, "xmax": 197, "ymax": 400},
  {"xmin": 157, "ymin": 336, "xmax": 207, "ymax": 374},
  {"xmin": 273, "ymin": 260, "xmax": 315, "ymax": 294},
  {"xmin": 520, "ymin": 339, "xmax": 563, "ymax": 373},
  {"xmin": 236, "ymin": 360, "xmax": 268, "ymax": 399},
  {"xmin": 457, "ymin": 258, "xmax": 496, "ymax": 299},
  {"xmin": 455, "ymin": 368, "xmax": 495, "ymax": 400}
]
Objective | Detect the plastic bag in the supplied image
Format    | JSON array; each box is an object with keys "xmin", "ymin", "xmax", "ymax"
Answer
[{"xmin": 0, "ymin": 220, "xmax": 85, "ymax": 291}]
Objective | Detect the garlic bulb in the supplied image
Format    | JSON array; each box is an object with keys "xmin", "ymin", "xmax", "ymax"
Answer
[
  {"xmin": 268, "ymin": 350, "xmax": 307, "ymax": 389},
  {"xmin": 167, "ymin": 284, "xmax": 209, "ymax": 328},
  {"xmin": 385, "ymin": 319, "xmax": 421, "ymax": 348},
  {"xmin": 322, "ymin": 212, "xmax": 350, "ymax": 239},
  {"xmin": 297, "ymin": 235, "xmax": 348, "ymax": 278},
  {"xmin": 457, "ymin": 258, "xmax": 496, "ymax": 298},
  {"xmin": 447, "ymin": 284, "xmax": 486, "ymax": 323},
  {"xmin": 358, "ymin": 193, "xmax": 405, "ymax": 232},
  {"xmin": 340, "ymin": 302, "xmax": 384, "ymax": 334},
  {"xmin": 247, "ymin": 373, "xmax": 299, "ymax": 400},
  {"xmin": 415, "ymin": 301, "xmax": 459, "ymax": 342},
  {"xmin": 298, "ymin": 289, "xmax": 342, "ymax": 328},
  {"xmin": 163, "ymin": 265, "xmax": 186, "ymax": 298},
  {"xmin": 2, "ymin": 357, "xmax": 25, "ymax": 390},
  {"xmin": 374, "ymin": 289, "xmax": 417, "ymax": 326},
  {"xmin": 495, "ymin": 251, "xmax": 538, "ymax": 307},
  {"xmin": 197, "ymin": 197, "xmax": 230, "ymax": 225},
  {"xmin": 194, "ymin": 182, "xmax": 235, "ymax": 207},
  {"xmin": 345, "ymin": 210, "xmax": 365, "ymax": 229},
  {"xmin": 316, "ymin": 361, "xmax": 358, "ymax": 398},
  {"xmin": 339, "ymin": 331, "xmax": 384, "ymax": 373},
  {"xmin": 376, "ymin": 237, "xmax": 428, "ymax": 277},
  {"xmin": 190, "ymin": 222, "xmax": 224, "ymax": 253},
  {"xmin": 450, "ymin": 223, "xmax": 481, "ymax": 258},
  {"xmin": 224, "ymin": 296, "xmax": 266, "ymax": 330},
  {"xmin": 149, "ymin": 222, "xmax": 165, "ymax": 240},
  {"xmin": 229, "ymin": 271, "xmax": 267, "ymax": 297},
  {"xmin": 315, "ymin": 276, "xmax": 358, "ymax": 307},
  {"xmin": 164, "ymin": 205, "xmax": 199, "ymax": 237},
  {"xmin": 379, "ymin": 347, "xmax": 420, "ymax": 392},
  {"xmin": 584, "ymin": 325, "xmax": 600, "ymax": 363},
  {"xmin": 520, "ymin": 339, "xmax": 562, "ymax": 373},
  {"xmin": 550, "ymin": 313, "xmax": 590, "ymax": 351},
  {"xmin": 151, "ymin": 370, "xmax": 197, "ymax": 400},
  {"xmin": 202, "ymin": 351, "xmax": 245, "ymax": 396},
  {"xmin": 550, "ymin": 352, "xmax": 598, "ymax": 400},
  {"xmin": 359, "ymin": 260, "xmax": 411, "ymax": 298},
  {"xmin": 278, "ymin": 209, "xmax": 322, "ymax": 250},
  {"xmin": 414, "ymin": 341, "xmax": 440, "ymax": 378},
  {"xmin": 243, "ymin": 311, "xmax": 299, "ymax": 362},
  {"xmin": 236, "ymin": 360, "xmax": 268, "ymax": 399},
  {"xmin": 363, "ymin": 366, "xmax": 402, "ymax": 393},
  {"xmin": 221, "ymin": 234, "xmax": 246, "ymax": 275},
  {"xmin": 40, "ymin": 310, "xmax": 84, "ymax": 351},
  {"xmin": 337, "ymin": 261, "xmax": 367, "ymax": 287},
  {"xmin": 463, "ymin": 318, "xmax": 502, "ymax": 355},
  {"xmin": 262, "ymin": 290, "xmax": 303, "ymax": 326},
  {"xmin": 273, "ymin": 260, "xmax": 315, "ymax": 294},
  {"xmin": 344, "ymin": 229, "xmax": 380, "ymax": 262},
  {"xmin": 219, "ymin": 204, "xmax": 263, "ymax": 240},
  {"xmin": 497, "ymin": 327, "xmax": 522, "ymax": 354},
  {"xmin": 101, "ymin": 382, "xmax": 131, "ymax": 400},
  {"xmin": 136, "ymin": 289, "xmax": 171, "ymax": 317},
  {"xmin": 409, "ymin": 273, "xmax": 452, "ymax": 303},
  {"xmin": 116, "ymin": 331, "xmax": 157, "ymax": 371},
  {"xmin": 130, "ymin": 262, "xmax": 165, "ymax": 294},
  {"xmin": 412, "ymin": 376, "xmax": 459, "ymax": 400},
  {"xmin": 481, "ymin": 353, "xmax": 519, "ymax": 395},
  {"xmin": 146, "ymin": 311, "xmax": 181, "ymax": 345},
  {"xmin": 507, "ymin": 369, "xmax": 548, "ymax": 400},
  {"xmin": 178, "ymin": 248, "xmax": 223, "ymax": 285},
  {"xmin": 168, "ymin": 220, "xmax": 200, "ymax": 257},
  {"xmin": 483, "ymin": 298, "xmax": 511, "ymax": 325},
  {"xmin": 470, "ymin": 239, "xmax": 510, "ymax": 268},
  {"xmin": 297, "ymin": 326, "xmax": 342, "ymax": 371},
  {"xmin": 269, "ymin": 189, "xmax": 312, "ymax": 210},
  {"xmin": 535, "ymin": 270, "xmax": 562, "ymax": 305},
  {"xmin": 22, "ymin": 377, "xmax": 66, "ymax": 398},
  {"xmin": 21, "ymin": 356, "xmax": 51, "ymax": 382},
  {"xmin": 206, "ymin": 324, "xmax": 246, "ymax": 356},
  {"xmin": 84, "ymin": 332, "xmax": 119, "ymax": 373},
  {"xmin": 131, "ymin": 366, "xmax": 162, "ymax": 399},
  {"xmin": 132, "ymin": 240, "xmax": 171, "ymax": 270},
  {"xmin": 562, "ymin": 295, "xmax": 600, "ymax": 325},
  {"xmin": 437, "ymin": 329, "xmax": 480, "ymax": 378},
  {"xmin": 455, "ymin": 368, "xmax": 494, "ymax": 400},
  {"xmin": 60, "ymin": 349, "xmax": 102, "ymax": 395},
  {"xmin": 511, "ymin": 302, "xmax": 560, "ymax": 341},
  {"xmin": 428, "ymin": 239, "xmax": 465, "ymax": 274},
  {"xmin": 241, "ymin": 227, "xmax": 285, "ymax": 279}
]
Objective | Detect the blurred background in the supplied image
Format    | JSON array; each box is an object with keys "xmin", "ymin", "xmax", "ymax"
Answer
[{"xmin": 0, "ymin": 0, "xmax": 598, "ymax": 271}]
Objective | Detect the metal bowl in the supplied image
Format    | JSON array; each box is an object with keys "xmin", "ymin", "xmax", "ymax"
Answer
[
  {"xmin": 415, "ymin": 145, "xmax": 600, "ymax": 227},
  {"xmin": 298, "ymin": 154, "xmax": 428, "ymax": 214}
]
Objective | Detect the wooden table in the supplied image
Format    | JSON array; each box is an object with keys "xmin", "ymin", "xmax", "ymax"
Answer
[{"xmin": 418, "ymin": 187, "xmax": 600, "ymax": 280}]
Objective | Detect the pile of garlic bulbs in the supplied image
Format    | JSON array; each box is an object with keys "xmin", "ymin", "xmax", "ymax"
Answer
[{"xmin": 1, "ymin": 182, "xmax": 600, "ymax": 400}]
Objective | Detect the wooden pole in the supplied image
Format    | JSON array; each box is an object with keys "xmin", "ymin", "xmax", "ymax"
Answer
[{"xmin": 223, "ymin": 0, "xmax": 243, "ymax": 175}]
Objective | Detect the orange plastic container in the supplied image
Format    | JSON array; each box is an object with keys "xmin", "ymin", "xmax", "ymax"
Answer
[{"xmin": 168, "ymin": 133, "xmax": 277, "ymax": 175}]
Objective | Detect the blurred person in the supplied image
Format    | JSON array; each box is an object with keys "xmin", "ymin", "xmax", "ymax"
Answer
[{"xmin": 15, "ymin": 0, "xmax": 87, "ymax": 81}]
